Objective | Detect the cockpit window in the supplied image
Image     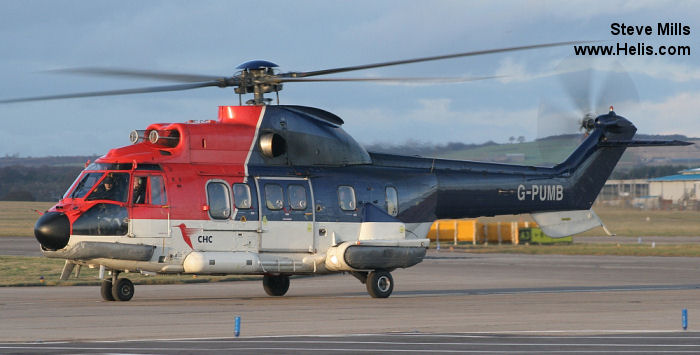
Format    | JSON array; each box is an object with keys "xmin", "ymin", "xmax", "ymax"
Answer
[
  {"xmin": 150, "ymin": 176, "xmax": 167, "ymax": 205},
  {"xmin": 68, "ymin": 172, "xmax": 104, "ymax": 199},
  {"xmin": 86, "ymin": 173, "xmax": 129, "ymax": 202}
]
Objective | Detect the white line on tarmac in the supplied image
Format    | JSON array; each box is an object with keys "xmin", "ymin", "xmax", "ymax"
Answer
[
  {"xmin": 12, "ymin": 329, "xmax": 691, "ymax": 344},
  {"xmin": 1, "ymin": 346, "xmax": 699, "ymax": 354},
  {"xmin": 4, "ymin": 340, "xmax": 700, "ymax": 348},
  {"xmin": 99, "ymin": 339, "xmax": 700, "ymax": 347}
]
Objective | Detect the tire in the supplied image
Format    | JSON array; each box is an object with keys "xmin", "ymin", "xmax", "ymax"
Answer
[
  {"xmin": 111, "ymin": 278, "xmax": 134, "ymax": 301},
  {"xmin": 366, "ymin": 270, "xmax": 393, "ymax": 298},
  {"xmin": 101, "ymin": 280, "xmax": 115, "ymax": 301},
  {"xmin": 263, "ymin": 274, "xmax": 290, "ymax": 296}
]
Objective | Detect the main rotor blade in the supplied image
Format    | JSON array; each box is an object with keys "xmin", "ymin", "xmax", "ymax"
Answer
[
  {"xmin": 0, "ymin": 81, "xmax": 223, "ymax": 104},
  {"xmin": 46, "ymin": 67, "xmax": 225, "ymax": 83},
  {"xmin": 284, "ymin": 41, "xmax": 591, "ymax": 78},
  {"xmin": 274, "ymin": 75, "xmax": 501, "ymax": 84}
]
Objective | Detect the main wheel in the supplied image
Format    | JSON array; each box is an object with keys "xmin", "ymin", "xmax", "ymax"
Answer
[
  {"xmin": 111, "ymin": 278, "xmax": 134, "ymax": 301},
  {"xmin": 100, "ymin": 280, "xmax": 115, "ymax": 301},
  {"xmin": 366, "ymin": 270, "xmax": 393, "ymax": 298},
  {"xmin": 263, "ymin": 274, "xmax": 290, "ymax": 296}
]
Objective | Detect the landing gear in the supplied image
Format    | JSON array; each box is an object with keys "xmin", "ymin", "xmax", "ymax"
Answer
[
  {"xmin": 366, "ymin": 270, "xmax": 393, "ymax": 298},
  {"xmin": 100, "ymin": 280, "xmax": 115, "ymax": 301},
  {"xmin": 263, "ymin": 274, "xmax": 290, "ymax": 296},
  {"xmin": 100, "ymin": 271, "xmax": 134, "ymax": 302},
  {"xmin": 112, "ymin": 278, "xmax": 135, "ymax": 301}
]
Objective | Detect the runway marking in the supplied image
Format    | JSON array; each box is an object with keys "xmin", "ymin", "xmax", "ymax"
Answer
[
  {"xmin": 26, "ymin": 329, "xmax": 697, "ymax": 344},
  {"xmin": 4, "ymin": 332, "xmax": 700, "ymax": 354},
  {"xmin": 111, "ymin": 339, "xmax": 700, "ymax": 347},
  {"xmin": 2, "ymin": 345, "xmax": 700, "ymax": 354}
]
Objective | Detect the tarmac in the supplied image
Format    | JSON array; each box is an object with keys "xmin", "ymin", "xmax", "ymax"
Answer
[{"xmin": 1, "ymin": 250, "xmax": 699, "ymax": 353}]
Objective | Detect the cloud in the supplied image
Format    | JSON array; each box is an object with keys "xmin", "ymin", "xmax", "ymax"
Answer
[
  {"xmin": 337, "ymin": 98, "xmax": 538, "ymax": 145},
  {"xmin": 629, "ymin": 91, "xmax": 700, "ymax": 136}
]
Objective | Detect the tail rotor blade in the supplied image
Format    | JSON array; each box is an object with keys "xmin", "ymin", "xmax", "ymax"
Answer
[{"xmin": 595, "ymin": 61, "xmax": 639, "ymax": 114}]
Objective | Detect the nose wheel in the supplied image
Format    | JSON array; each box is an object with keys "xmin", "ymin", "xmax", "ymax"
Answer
[{"xmin": 100, "ymin": 272, "xmax": 134, "ymax": 301}]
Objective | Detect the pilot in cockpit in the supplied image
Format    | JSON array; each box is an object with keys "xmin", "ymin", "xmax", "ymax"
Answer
[
  {"xmin": 89, "ymin": 177, "xmax": 116, "ymax": 200},
  {"xmin": 87, "ymin": 173, "xmax": 128, "ymax": 202}
]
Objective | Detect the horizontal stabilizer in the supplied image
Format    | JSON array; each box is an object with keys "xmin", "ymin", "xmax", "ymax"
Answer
[
  {"xmin": 598, "ymin": 139, "xmax": 693, "ymax": 147},
  {"xmin": 531, "ymin": 209, "xmax": 603, "ymax": 238}
]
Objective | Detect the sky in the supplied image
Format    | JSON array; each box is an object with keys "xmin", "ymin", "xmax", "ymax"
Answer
[{"xmin": 0, "ymin": 0, "xmax": 697, "ymax": 157}]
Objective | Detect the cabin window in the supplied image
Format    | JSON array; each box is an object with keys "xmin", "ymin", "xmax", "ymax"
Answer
[
  {"xmin": 288, "ymin": 184, "xmax": 307, "ymax": 210},
  {"xmin": 206, "ymin": 181, "xmax": 231, "ymax": 220},
  {"xmin": 86, "ymin": 173, "xmax": 129, "ymax": 203},
  {"xmin": 264, "ymin": 184, "xmax": 284, "ymax": 210},
  {"xmin": 386, "ymin": 186, "xmax": 399, "ymax": 217},
  {"xmin": 68, "ymin": 172, "xmax": 104, "ymax": 199},
  {"xmin": 233, "ymin": 183, "xmax": 252, "ymax": 209},
  {"xmin": 337, "ymin": 185, "xmax": 356, "ymax": 211},
  {"xmin": 150, "ymin": 176, "xmax": 167, "ymax": 205}
]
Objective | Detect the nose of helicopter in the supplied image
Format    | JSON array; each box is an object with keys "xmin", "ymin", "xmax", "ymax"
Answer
[{"xmin": 34, "ymin": 212, "xmax": 70, "ymax": 250}]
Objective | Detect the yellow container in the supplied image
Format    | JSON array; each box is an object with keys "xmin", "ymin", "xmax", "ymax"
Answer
[
  {"xmin": 427, "ymin": 219, "xmax": 478, "ymax": 243},
  {"xmin": 430, "ymin": 220, "xmax": 521, "ymax": 244},
  {"xmin": 478, "ymin": 222, "xmax": 519, "ymax": 244}
]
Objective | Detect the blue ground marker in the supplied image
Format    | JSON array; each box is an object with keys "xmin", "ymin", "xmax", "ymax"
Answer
[
  {"xmin": 682, "ymin": 309, "xmax": 688, "ymax": 330},
  {"xmin": 235, "ymin": 316, "xmax": 241, "ymax": 337}
]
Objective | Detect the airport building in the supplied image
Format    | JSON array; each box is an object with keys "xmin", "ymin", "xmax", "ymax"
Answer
[{"xmin": 599, "ymin": 168, "xmax": 700, "ymax": 209}]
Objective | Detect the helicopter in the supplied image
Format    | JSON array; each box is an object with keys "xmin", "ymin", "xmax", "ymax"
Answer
[{"xmin": 3, "ymin": 41, "xmax": 690, "ymax": 301}]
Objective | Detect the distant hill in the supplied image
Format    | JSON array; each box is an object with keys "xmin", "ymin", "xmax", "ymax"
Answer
[
  {"xmin": 366, "ymin": 134, "xmax": 700, "ymax": 170},
  {"xmin": 0, "ymin": 155, "xmax": 98, "ymax": 202},
  {"xmin": 0, "ymin": 155, "xmax": 98, "ymax": 168}
]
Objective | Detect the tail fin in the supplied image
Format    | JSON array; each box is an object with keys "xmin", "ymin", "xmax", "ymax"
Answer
[
  {"xmin": 531, "ymin": 111, "xmax": 691, "ymax": 237},
  {"xmin": 555, "ymin": 110, "xmax": 691, "ymax": 210}
]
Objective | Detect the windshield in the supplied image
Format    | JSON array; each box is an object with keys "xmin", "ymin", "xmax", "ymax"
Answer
[
  {"xmin": 86, "ymin": 173, "xmax": 130, "ymax": 202},
  {"xmin": 66, "ymin": 172, "xmax": 104, "ymax": 199}
]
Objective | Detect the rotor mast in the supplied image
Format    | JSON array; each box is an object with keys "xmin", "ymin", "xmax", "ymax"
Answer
[{"xmin": 234, "ymin": 61, "xmax": 283, "ymax": 105}]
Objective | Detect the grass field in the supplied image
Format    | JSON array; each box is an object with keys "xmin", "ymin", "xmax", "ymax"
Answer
[
  {"xmin": 0, "ymin": 201, "xmax": 54, "ymax": 237},
  {"xmin": 0, "ymin": 255, "xmax": 259, "ymax": 287}
]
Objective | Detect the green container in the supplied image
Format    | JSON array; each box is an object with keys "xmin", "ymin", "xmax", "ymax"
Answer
[{"xmin": 518, "ymin": 228, "xmax": 572, "ymax": 245}]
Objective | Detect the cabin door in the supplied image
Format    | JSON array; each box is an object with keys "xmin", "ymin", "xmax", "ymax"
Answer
[
  {"xmin": 128, "ymin": 174, "xmax": 170, "ymax": 238},
  {"xmin": 255, "ymin": 177, "xmax": 315, "ymax": 253}
]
